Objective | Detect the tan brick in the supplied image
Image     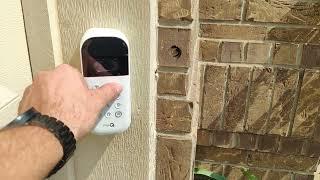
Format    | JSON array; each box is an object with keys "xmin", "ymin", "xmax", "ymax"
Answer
[
  {"xmin": 201, "ymin": 66, "xmax": 226, "ymax": 130},
  {"xmin": 196, "ymin": 146, "xmax": 247, "ymax": 165},
  {"xmin": 278, "ymin": 137, "xmax": 303, "ymax": 155},
  {"xmin": 273, "ymin": 43, "xmax": 298, "ymax": 65},
  {"xmin": 293, "ymin": 70, "xmax": 320, "ymax": 138},
  {"xmin": 224, "ymin": 67, "xmax": 250, "ymax": 132},
  {"xmin": 221, "ymin": 42, "xmax": 243, "ymax": 63},
  {"xmin": 294, "ymin": 174, "xmax": 314, "ymax": 180},
  {"xmin": 306, "ymin": 141, "xmax": 320, "ymax": 157},
  {"xmin": 157, "ymin": 72, "xmax": 187, "ymax": 96},
  {"xmin": 158, "ymin": 28, "xmax": 190, "ymax": 67},
  {"xmin": 199, "ymin": 0, "xmax": 241, "ymax": 20},
  {"xmin": 156, "ymin": 99, "xmax": 192, "ymax": 133},
  {"xmin": 200, "ymin": 24, "xmax": 267, "ymax": 40},
  {"xmin": 257, "ymin": 135, "xmax": 279, "ymax": 153},
  {"xmin": 262, "ymin": 170, "xmax": 292, "ymax": 180},
  {"xmin": 197, "ymin": 129, "xmax": 212, "ymax": 146},
  {"xmin": 194, "ymin": 161, "xmax": 223, "ymax": 174},
  {"xmin": 246, "ymin": 43, "xmax": 272, "ymax": 64},
  {"xmin": 235, "ymin": 133, "xmax": 257, "ymax": 150},
  {"xmin": 199, "ymin": 40, "xmax": 220, "ymax": 62},
  {"xmin": 247, "ymin": 151, "xmax": 318, "ymax": 172},
  {"xmin": 212, "ymin": 131, "xmax": 236, "ymax": 148},
  {"xmin": 247, "ymin": 0, "xmax": 320, "ymax": 25},
  {"xmin": 156, "ymin": 136, "xmax": 192, "ymax": 180},
  {"xmin": 246, "ymin": 68, "xmax": 273, "ymax": 134},
  {"xmin": 158, "ymin": 0, "xmax": 191, "ymax": 21},
  {"xmin": 301, "ymin": 44, "xmax": 320, "ymax": 68},
  {"xmin": 268, "ymin": 68, "xmax": 299, "ymax": 136},
  {"xmin": 267, "ymin": 27, "xmax": 319, "ymax": 43}
]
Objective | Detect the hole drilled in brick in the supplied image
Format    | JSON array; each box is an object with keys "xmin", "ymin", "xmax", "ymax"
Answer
[{"xmin": 170, "ymin": 45, "xmax": 182, "ymax": 59}]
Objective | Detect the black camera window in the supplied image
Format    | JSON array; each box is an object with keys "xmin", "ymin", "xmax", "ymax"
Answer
[{"xmin": 82, "ymin": 37, "xmax": 129, "ymax": 77}]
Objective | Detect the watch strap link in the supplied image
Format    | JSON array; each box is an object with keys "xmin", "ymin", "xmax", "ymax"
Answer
[{"xmin": 28, "ymin": 114, "xmax": 76, "ymax": 177}]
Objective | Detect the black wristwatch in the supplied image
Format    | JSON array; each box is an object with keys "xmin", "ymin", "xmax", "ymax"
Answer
[{"xmin": 7, "ymin": 108, "xmax": 76, "ymax": 177}]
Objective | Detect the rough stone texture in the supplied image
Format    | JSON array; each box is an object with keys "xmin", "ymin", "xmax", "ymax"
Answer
[
  {"xmin": 294, "ymin": 174, "xmax": 314, "ymax": 180},
  {"xmin": 194, "ymin": 161, "xmax": 223, "ymax": 174},
  {"xmin": 199, "ymin": 40, "xmax": 220, "ymax": 62},
  {"xmin": 156, "ymin": 136, "xmax": 192, "ymax": 180},
  {"xmin": 224, "ymin": 67, "xmax": 250, "ymax": 132},
  {"xmin": 197, "ymin": 129, "xmax": 212, "ymax": 146},
  {"xmin": 301, "ymin": 44, "xmax": 320, "ymax": 68},
  {"xmin": 246, "ymin": 43, "xmax": 272, "ymax": 64},
  {"xmin": 262, "ymin": 170, "xmax": 293, "ymax": 180},
  {"xmin": 278, "ymin": 137, "xmax": 303, "ymax": 155},
  {"xmin": 247, "ymin": 151, "xmax": 318, "ymax": 172},
  {"xmin": 246, "ymin": 68, "xmax": 273, "ymax": 134},
  {"xmin": 293, "ymin": 70, "xmax": 320, "ymax": 138},
  {"xmin": 273, "ymin": 43, "xmax": 298, "ymax": 65},
  {"xmin": 236, "ymin": 133, "xmax": 257, "ymax": 150},
  {"xmin": 257, "ymin": 135, "xmax": 279, "ymax": 153},
  {"xmin": 156, "ymin": 99, "xmax": 192, "ymax": 133},
  {"xmin": 267, "ymin": 27, "xmax": 319, "ymax": 43},
  {"xmin": 246, "ymin": 0, "xmax": 320, "ymax": 25},
  {"xmin": 201, "ymin": 66, "xmax": 226, "ymax": 130},
  {"xmin": 199, "ymin": 0, "xmax": 241, "ymax": 20},
  {"xmin": 158, "ymin": 0, "xmax": 191, "ymax": 21},
  {"xmin": 157, "ymin": 72, "xmax": 187, "ymax": 96},
  {"xmin": 306, "ymin": 141, "xmax": 320, "ymax": 157},
  {"xmin": 158, "ymin": 28, "xmax": 190, "ymax": 67},
  {"xmin": 200, "ymin": 24, "xmax": 267, "ymax": 40},
  {"xmin": 268, "ymin": 68, "xmax": 299, "ymax": 136},
  {"xmin": 221, "ymin": 42, "xmax": 243, "ymax": 63},
  {"xmin": 196, "ymin": 146, "xmax": 247, "ymax": 165}
]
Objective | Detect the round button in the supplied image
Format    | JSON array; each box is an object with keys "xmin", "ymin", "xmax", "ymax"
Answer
[
  {"xmin": 105, "ymin": 112, "xmax": 112, "ymax": 117},
  {"xmin": 115, "ymin": 111, "xmax": 122, "ymax": 118},
  {"xmin": 115, "ymin": 103, "xmax": 121, "ymax": 109}
]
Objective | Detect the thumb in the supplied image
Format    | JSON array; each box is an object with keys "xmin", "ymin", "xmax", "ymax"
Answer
[{"xmin": 90, "ymin": 82, "xmax": 122, "ymax": 107}]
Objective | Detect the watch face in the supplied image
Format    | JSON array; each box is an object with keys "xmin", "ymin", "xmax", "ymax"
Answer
[{"xmin": 8, "ymin": 108, "xmax": 38, "ymax": 126}]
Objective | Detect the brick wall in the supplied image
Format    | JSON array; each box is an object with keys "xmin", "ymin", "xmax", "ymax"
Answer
[{"xmin": 155, "ymin": 0, "xmax": 320, "ymax": 180}]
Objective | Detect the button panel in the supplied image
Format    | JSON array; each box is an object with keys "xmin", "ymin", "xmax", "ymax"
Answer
[{"xmin": 86, "ymin": 75, "xmax": 131, "ymax": 134}]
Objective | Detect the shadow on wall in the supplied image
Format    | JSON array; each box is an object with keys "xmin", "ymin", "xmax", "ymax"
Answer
[{"xmin": 75, "ymin": 134, "xmax": 115, "ymax": 180}]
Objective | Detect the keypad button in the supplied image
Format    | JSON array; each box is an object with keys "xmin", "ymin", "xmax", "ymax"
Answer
[
  {"xmin": 115, "ymin": 103, "xmax": 121, "ymax": 109},
  {"xmin": 105, "ymin": 112, "xmax": 112, "ymax": 117},
  {"xmin": 115, "ymin": 111, "xmax": 122, "ymax": 118},
  {"xmin": 116, "ymin": 95, "xmax": 121, "ymax": 100}
]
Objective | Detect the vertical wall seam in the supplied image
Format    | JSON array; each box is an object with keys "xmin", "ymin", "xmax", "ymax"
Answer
[
  {"xmin": 287, "ymin": 69, "xmax": 304, "ymax": 137},
  {"xmin": 243, "ymin": 67, "xmax": 254, "ymax": 131},
  {"xmin": 47, "ymin": 0, "xmax": 63, "ymax": 66},
  {"xmin": 240, "ymin": 0, "xmax": 249, "ymax": 22},
  {"xmin": 220, "ymin": 66, "xmax": 230, "ymax": 130},
  {"xmin": 269, "ymin": 42, "xmax": 276, "ymax": 65},
  {"xmin": 264, "ymin": 67, "xmax": 276, "ymax": 134},
  {"xmin": 149, "ymin": 0, "xmax": 158, "ymax": 178},
  {"xmin": 20, "ymin": 0, "xmax": 34, "ymax": 80},
  {"xmin": 189, "ymin": 0, "xmax": 201, "ymax": 178}
]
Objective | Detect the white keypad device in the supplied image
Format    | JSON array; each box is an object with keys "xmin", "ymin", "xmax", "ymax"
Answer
[{"xmin": 80, "ymin": 28, "xmax": 131, "ymax": 135}]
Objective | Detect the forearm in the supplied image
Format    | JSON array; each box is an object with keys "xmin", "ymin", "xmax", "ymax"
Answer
[{"xmin": 0, "ymin": 126, "xmax": 63, "ymax": 180}]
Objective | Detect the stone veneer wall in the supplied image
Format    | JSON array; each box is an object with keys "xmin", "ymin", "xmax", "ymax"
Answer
[{"xmin": 155, "ymin": 0, "xmax": 320, "ymax": 180}]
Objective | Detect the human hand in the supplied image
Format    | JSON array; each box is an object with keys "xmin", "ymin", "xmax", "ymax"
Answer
[{"xmin": 18, "ymin": 64, "xmax": 122, "ymax": 140}]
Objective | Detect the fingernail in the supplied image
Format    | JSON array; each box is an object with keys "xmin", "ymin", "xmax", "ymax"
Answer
[{"xmin": 111, "ymin": 83, "xmax": 123, "ymax": 94}]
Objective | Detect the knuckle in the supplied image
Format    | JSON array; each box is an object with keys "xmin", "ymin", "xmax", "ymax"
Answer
[{"xmin": 108, "ymin": 85, "xmax": 119, "ymax": 96}]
